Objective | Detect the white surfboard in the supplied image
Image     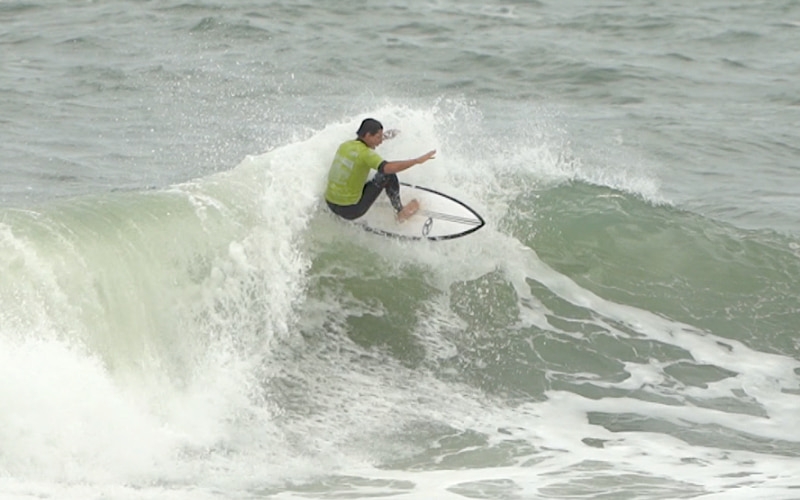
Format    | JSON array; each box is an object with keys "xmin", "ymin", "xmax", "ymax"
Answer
[{"xmin": 355, "ymin": 182, "xmax": 485, "ymax": 241}]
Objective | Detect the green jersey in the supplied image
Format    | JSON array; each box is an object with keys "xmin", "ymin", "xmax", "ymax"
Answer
[{"xmin": 325, "ymin": 139, "xmax": 385, "ymax": 206}]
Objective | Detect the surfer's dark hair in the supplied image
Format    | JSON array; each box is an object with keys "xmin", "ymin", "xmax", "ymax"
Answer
[{"xmin": 356, "ymin": 118, "xmax": 383, "ymax": 137}]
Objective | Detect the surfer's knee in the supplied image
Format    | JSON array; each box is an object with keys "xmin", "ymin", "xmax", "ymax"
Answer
[{"xmin": 373, "ymin": 168, "xmax": 398, "ymax": 188}]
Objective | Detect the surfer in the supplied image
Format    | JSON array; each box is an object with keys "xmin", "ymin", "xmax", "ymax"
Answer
[{"xmin": 324, "ymin": 118, "xmax": 436, "ymax": 222}]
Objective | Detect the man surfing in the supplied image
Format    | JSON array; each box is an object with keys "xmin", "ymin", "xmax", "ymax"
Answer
[{"xmin": 324, "ymin": 118, "xmax": 436, "ymax": 222}]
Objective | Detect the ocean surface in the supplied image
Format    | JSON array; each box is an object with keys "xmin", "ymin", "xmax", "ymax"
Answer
[{"xmin": 2, "ymin": 1, "xmax": 800, "ymax": 499}]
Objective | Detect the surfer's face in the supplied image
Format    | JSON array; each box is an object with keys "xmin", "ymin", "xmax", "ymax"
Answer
[{"xmin": 362, "ymin": 130, "xmax": 384, "ymax": 149}]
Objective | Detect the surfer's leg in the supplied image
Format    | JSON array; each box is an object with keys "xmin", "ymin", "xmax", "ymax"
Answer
[
  {"xmin": 373, "ymin": 168, "xmax": 419, "ymax": 221},
  {"xmin": 372, "ymin": 169, "xmax": 403, "ymax": 212},
  {"xmin": 325, "ymin": 179, "xmax": 385, "ymax": 220},
  {"xmin": 326, "ymin": 200, "xmax": 362, "ymax": 220}
]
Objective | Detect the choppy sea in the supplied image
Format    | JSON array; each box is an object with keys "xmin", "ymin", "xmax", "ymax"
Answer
[{"xmin": 2, "ymin": 1, "xmax": 800, "ymax": 499}]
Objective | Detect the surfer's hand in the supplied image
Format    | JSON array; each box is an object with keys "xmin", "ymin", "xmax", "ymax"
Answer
[
  {"xmin": 383, "ymin": 129, "xmax": 400, "ymax": 140},
  {"xmin": 416, "ymin": 150, "xmax": 436, "ymax": 164}
]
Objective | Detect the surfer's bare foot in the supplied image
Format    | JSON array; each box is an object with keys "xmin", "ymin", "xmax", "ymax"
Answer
[{"xmin": 397, "ymin": 199, "xmax": 420, "ymax": 222}]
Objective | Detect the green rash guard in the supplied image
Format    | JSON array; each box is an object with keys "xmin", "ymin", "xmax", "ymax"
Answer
[{"xmin": 325, "ymin": 139, "xmax": 386, "ymax": 206}]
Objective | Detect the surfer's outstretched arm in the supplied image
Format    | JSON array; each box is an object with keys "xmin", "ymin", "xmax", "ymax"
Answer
[{"xmin": 382, "ymin": 150, "xmax": 436, "ymax": 175}]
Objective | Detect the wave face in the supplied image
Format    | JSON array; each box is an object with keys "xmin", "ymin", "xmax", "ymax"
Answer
[{"xmin": 1, "ymin": 105, "xmax": 799, "ymax": 499}]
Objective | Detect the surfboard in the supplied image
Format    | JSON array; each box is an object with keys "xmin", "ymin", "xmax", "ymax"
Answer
[{"xmin": 355, "ymin": 182, "xmax": 485, "ymax": 241}]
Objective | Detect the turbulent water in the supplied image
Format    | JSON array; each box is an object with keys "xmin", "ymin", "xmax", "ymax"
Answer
[{"xmin": 2, "ymin": 1, "xmax": 800, "ymax": 499}]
